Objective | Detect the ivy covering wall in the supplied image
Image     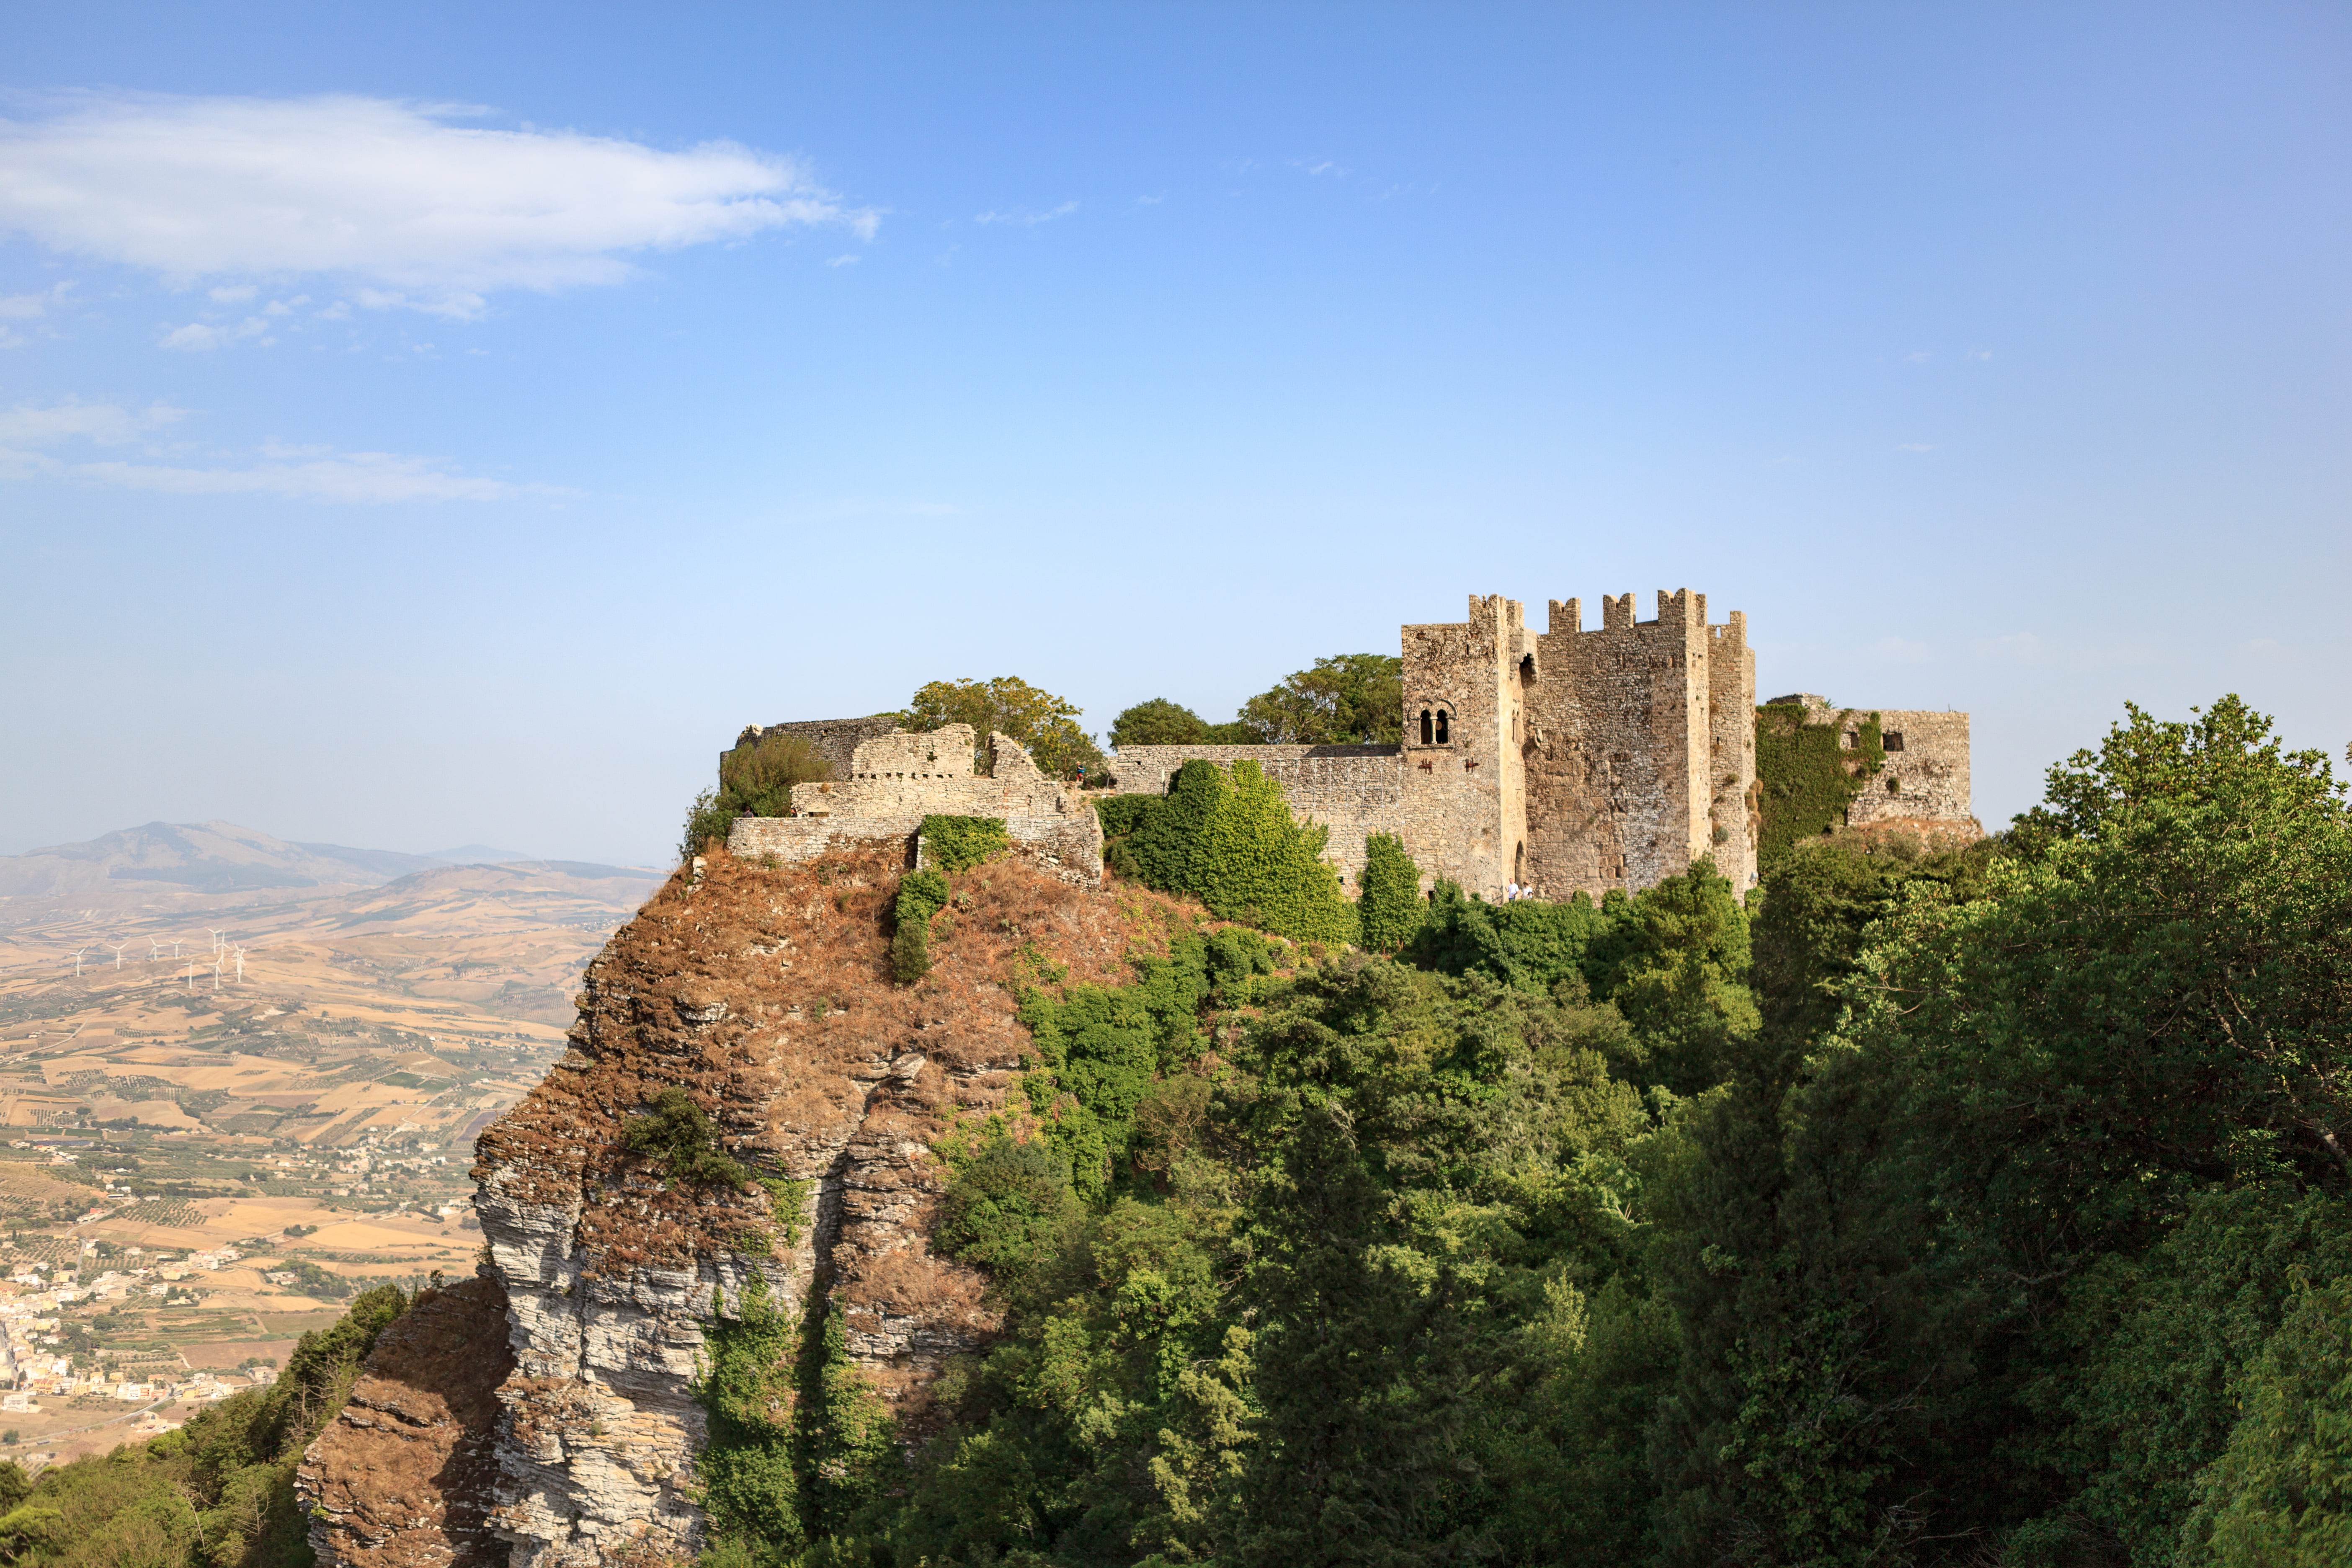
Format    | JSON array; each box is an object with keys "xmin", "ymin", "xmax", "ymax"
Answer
[
  {"xmin": 1094, "ymin": 760, "xmax": 1356, "ymax": 944},
  {"xmin": 1754, "ymin": 702, "xmax": 1885, "ymax": 865}
]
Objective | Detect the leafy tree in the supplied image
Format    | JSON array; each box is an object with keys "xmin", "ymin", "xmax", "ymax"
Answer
[
  {"xmin": 2180, "ymin": 1279, "xmax": 2352, "ymax": 1566},
  {"xmin": 934, "ymin": 1135, "xmax": 1078, "ymax": 1278},
  {"xmin": 898, "ymin": 676, "xmax": 1107, "ymax": 779},
  {"xmin": 1232, "ymin": 652, "xmax": 1404, "ymax": 745},
  {"xmin": 1109, "ymin": 697, "xmax": 1211, "ymax": 749}
]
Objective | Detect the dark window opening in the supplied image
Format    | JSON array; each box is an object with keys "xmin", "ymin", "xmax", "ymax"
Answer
[
  {"xmin": 1419, "ymin": 708, "xmax": 1433, "ymax": 746},
  {"xmin": 1887, "ymin": 777, "xmax": 1901, "ymax": 794},
  {"xmin": 1435, "ymin": 709, "xmax": 1451, "ymax": 744},
  {"xmin": 1883, "ymin": 731, "xmax": 1905, "ymax": 751}
]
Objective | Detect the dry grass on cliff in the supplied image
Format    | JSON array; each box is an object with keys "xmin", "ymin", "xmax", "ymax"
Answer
[{"xmin": 472, "ymin": 847, "xmax": 1206, "ymax": 1286}]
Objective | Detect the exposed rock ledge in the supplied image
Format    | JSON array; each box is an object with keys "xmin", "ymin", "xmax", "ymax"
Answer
[{"xmin": 306, "ymin": 848, "xmax": 1179, "ymax": 1567}]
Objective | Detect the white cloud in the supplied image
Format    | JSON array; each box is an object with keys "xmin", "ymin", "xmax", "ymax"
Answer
[
  {"xmin": 0, "ymin": 396, "xmax": 185, "ymax": 445},
  {"xmin": 0, "ymin": 396, "xmax": 568, "ymax": 502},
  {"xmin": 1896, "ymin": 442, "xmax": 1934, "ymax": 452},
  {"xmin": 160, "ymin": 316, "xmax": 270, "ymax": 351},
  {"xmin": 0, "ymin": 93, "xmax": 877, "ymax": 316},
  {"xmin": 207, "ymin": 284, "xmax": 255, "ymax": 302},
  {"xmin": 0, "ymin": 292, "xmax": 51, "ymax": 319},
  {"xmin": 1290, "ymin": 158, "xmax": 1348, "ymax": 178},
  {"xmin": 975, "ymin": 201, "xmax": 1078, "ymax": 226},
  {"xmin": 826, "ymin": 253, "xmax": 859, "ymax": 266},
  {"xmin": 70, "ymin": 450, "xmax": 567, "ymax": 502}
]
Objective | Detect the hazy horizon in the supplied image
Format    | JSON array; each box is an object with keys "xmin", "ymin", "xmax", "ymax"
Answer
[{"xmin": 4, "ymin": 3, "xmax": 2346, "ymax": 866}]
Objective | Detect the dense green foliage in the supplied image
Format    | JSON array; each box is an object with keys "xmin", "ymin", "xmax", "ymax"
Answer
[
  {"xmin": 919, "ymin": 814, "xmax": 1009, "ymax": 874},
  {"xmin": 0, "ymin": 1284, "xmax": 407, "ymax": 1568},
  {"xmin": 1109, "ymin": 698, "xmax": 1214, "ymax": 748},
  {"xmin": 1753, "ymin": 701, "xmax": 1883, "ymax": 864},
  {"xmin": 623, "ymin": 1086, "xmax": 750, "ymax": 1189},
  {"xmin": 1101, "ymin": 759, "xmax": 1355, "ymax": 944},
  {"xmin": 1233, "ymin": 652, "xmax": 1405, "ymax": 745},
  {"xmin": 689, "ymin": 691, "xmax": 2352, "ymax": 1568},
  {"xmin": 683, "ymin": 732, "xmax": 837, "ymax": 861},
  {"xmin": 1354, "ymin": 831, "xmax": 1422, "ymax": 952},
  {"xmin": 891, "ymin": 869, "xmax": 951, "ymax": 984},
  {"xmin": 898, "ymin": 676, "xmax": 1108, "ymax": 779},
  {"xmin": 694, "ymin": 1273, "xmax": 900, "ymax": 1567}
]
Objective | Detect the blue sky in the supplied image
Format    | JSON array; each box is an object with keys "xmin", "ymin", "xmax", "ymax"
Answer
[{"xmin": 2, "ymin": 3, "xmax": 2345, "ymax": 866}]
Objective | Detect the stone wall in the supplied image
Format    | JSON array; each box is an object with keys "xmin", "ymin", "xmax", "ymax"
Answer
[
  {"xmin": 725, "ymin": 725, "xmax": 1104, "ymax": 886},
  {"xmin": 1846, "ymin": 710, "xmax": 1975, "ymax": 833},
  {"xmin": 1767, "ymin": 696, "xmax": 1978, "ymax": 839},
  {"xmin": 729, "ymin": 714, "xmax": 897, "ymax": 781}
]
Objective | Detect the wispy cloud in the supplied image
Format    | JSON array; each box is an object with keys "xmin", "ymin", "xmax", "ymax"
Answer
[
  {"xmin": 1290, "ymin": 158, "xmax": 1348, "ymax": 178},
  {"xmin": 826, "ymin": 253, "xmax": 860, "ymax": 267},
  {"xmin": 974, "ymin": 201, "xmax": 1078, "ymax": 226},
  {"xmin": 0, "ymin": 93, "xmax": 878, "ymax": 317},
  {"xmin": 0, "ymin": 396, "xmax": 570, "ymax": 502},
  {"xmin": 1896, "ymin": 442, "xmax": 1934, "ymax": 452},
  {"xmin": 160, "ymin": 316, "xmax": 272, "ymax": 351}
]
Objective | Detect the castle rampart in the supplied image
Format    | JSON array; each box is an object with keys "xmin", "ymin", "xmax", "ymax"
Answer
[{"xmin": 733, "ymin": 592, "xmax": 1973, "ymax": 905}]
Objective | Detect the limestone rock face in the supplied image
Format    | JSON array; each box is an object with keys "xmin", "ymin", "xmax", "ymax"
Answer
[
  {"xmin": 297, "ymin": 1275, "xmax": 516, "ymax": 1568},
  {"xmin": 333, "ymin": 847, "xmax": 1174, "ymax": 1567}
]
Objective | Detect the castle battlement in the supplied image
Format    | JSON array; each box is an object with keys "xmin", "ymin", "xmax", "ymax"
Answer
[{"xmin": 737, "ymin": 591, "xmax": 1973, "ymax": 903}]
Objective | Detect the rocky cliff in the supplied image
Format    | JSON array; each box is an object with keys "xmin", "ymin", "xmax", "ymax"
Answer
[{"xmin": 307, "ymin": 846, "xmax": 1183, "ymax": 1567}]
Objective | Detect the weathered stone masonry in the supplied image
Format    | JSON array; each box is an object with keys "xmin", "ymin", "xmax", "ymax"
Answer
[
  {"xmin": 735, "ymin": 591, "xmax": 1975, "ymax": 903},
  {"xmin": 727, "ymin": 723, "xmax": 1104, "ymax": 887}
]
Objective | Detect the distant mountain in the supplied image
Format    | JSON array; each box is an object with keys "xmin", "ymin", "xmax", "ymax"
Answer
[
  {"xmin": 295, "ymin": 842, "xmax": 452, "ymax": 879},
  {"xmin": 2, "ymin": 821, "xmax": 402, "ymax": 900},
  {"xmin": 420, "ymin": 844, "xmax": 539, "ymax": 864}
]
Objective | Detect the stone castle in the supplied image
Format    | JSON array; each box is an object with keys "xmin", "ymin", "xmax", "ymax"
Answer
[{"xmin": 727, "ymin": 589, "xmax": 1975, "ymax": 899}]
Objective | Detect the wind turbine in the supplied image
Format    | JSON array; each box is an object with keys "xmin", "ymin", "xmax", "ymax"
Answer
[
  {"xmin": 109, "ymin": 943, "xmax": 128, "ymax": 970},
  {"xmin": 147, "ymin": 938, "xmax": 161, "ymax": 962},
  {"xmin": 70, "ymin": 949, "xmax": 88, "ymax": 978},
  {"xmin": 206, "ymin": 929, "xmax": 225, "ymax": 956},
  {"xmin": 232, "ymin": 945, "xmax": 246, "ymax": 984},
  {"xmin": 211, "ymin": 955, "xmax": 222, "ymax": 992},
  {"xmin": 183, "ymin": 963, "xmax": 196, "ymax": 993}
]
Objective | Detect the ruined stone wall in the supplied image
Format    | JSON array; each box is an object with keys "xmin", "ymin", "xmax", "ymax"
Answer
[
  {"xmin": 730, "ymin": 714, "xmax": 896, "ymax": 781},
  {"xmin": 726, "ymin": 725, "xmax": 1104, "ymax": 885},
  {"xmin": 1844, "ymin": 710, "xmax": 1975, "ymax": 833}
]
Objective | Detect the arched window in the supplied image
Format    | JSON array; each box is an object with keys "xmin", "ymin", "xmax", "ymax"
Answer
[
  {"xmin": 1435, "ymin": 709, "xmax": 1451, "ymax": 744},
  {"xmin": 1418, "ymin": 708, "xmax": 1433, "ymax": 746}
]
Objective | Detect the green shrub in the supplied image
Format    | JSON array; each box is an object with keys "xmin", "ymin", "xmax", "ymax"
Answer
[
  {"xmin": 694, "ymin": 1270, "xmax": 803, "ymax": 1558},
  {"xmin": 935, "ymin": 1135, "xmax": 1078, "ymax": 1274},
  {"xmin": 919, "ymin": 815, "xmax": 1008, "ymax": 874},
  {"xmin": 680, "ymin": 789, "xmax": 738, "ymax": 864},
  {"xmin": 621, "ymin": 1088, "xmax": 748, "ymax": 1189},
  {"xmin": 1093, "ymin": 792, "xmax": 1163, "ymax": 839},
  {"xmin": 719, "ymin": 732, "xmax": 833, "ymax": 817},
  {"xmin": 1106, "ymin": 758, "xmax": 1354, "ymax": 944},
  {"xmin": 1356, "ymin": 832, "xmax": 1424, "ymax": 952},
  {"xmin": 891, "ymin": 869, "xmax": 950, "ymax": 984}
]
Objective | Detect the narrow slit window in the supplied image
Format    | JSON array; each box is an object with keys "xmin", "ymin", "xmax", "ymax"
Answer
[
  {"xmin": 1419, "ymin": 708, "xmax": 1433, "ymax": 746},
  {"xmin": 1435, "ymin": 709, "xmax": 1451, "ymax": 744}
]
